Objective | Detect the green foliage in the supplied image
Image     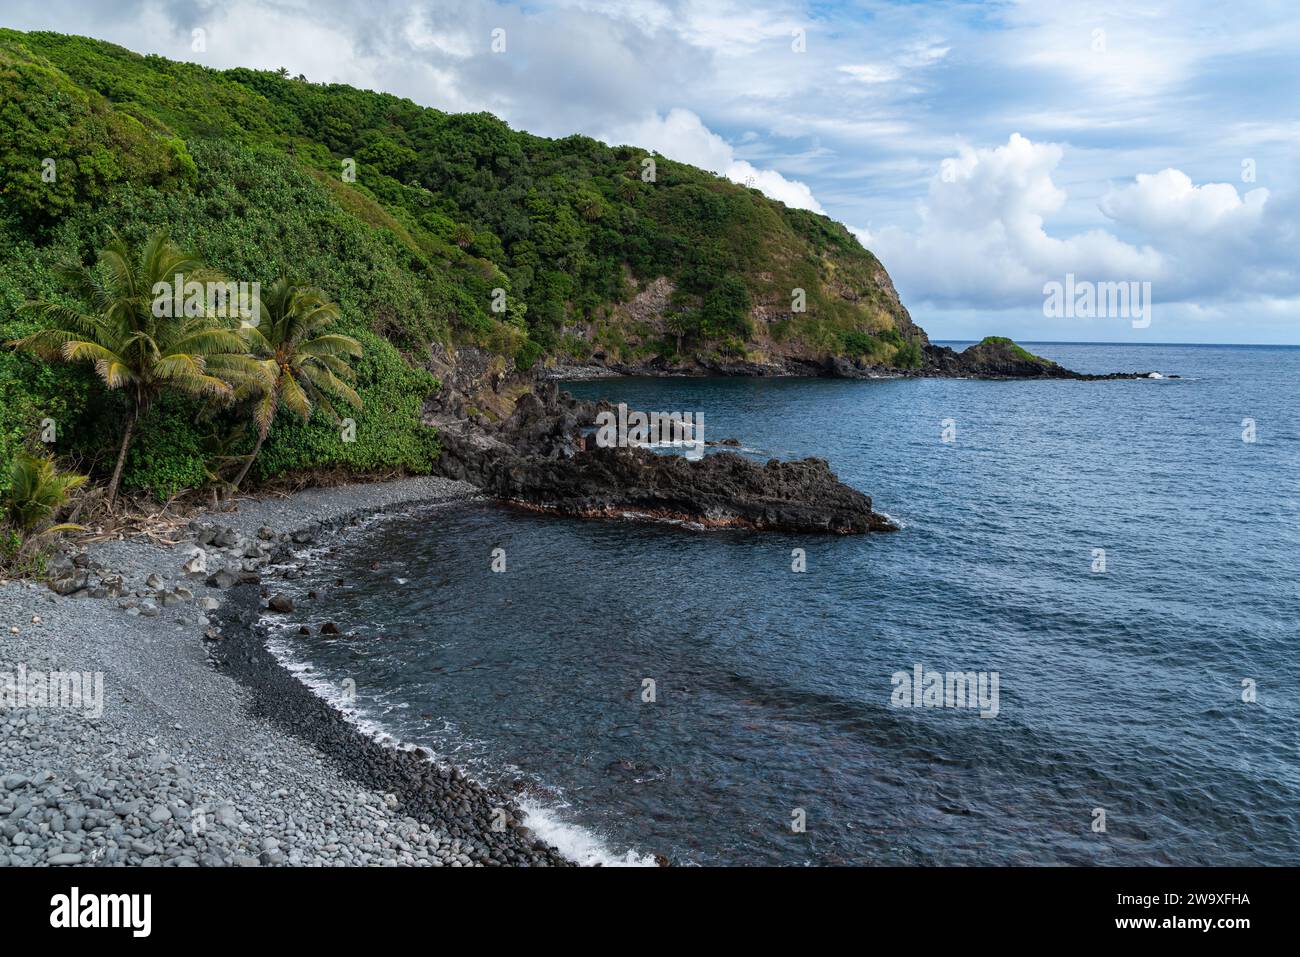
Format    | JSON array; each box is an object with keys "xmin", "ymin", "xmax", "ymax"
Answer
[
  {"xmin": 0, "ymin": 36, "xmax": 187, "ymax": 232},
  {"xmin": 699, "ymin": 276, "xmax": 752, "ymax": 338},
  {"xmin": 121, "ymin": 396, "xmax": 212, "ymax": 498},
  {"xmin": 514, "ymin": 337, "xmax": 545, "ymax": 371},
  {"xmin": 3, "ymin": 447, "xmax": 85, "ymax": 532},
  {"xmin": 979, "ymin": 336, "xmax": 1050, "ymax": 364},
  {"xmin": 7, "ymin": 29, "xmax": 915, "ymax": 361},
  {"xmin": 894, "ymin": 340, "xmax": 923, "ymax": 368},
  {"xmin": 0, "ymin": 525, "xmax": 50, "ymax": 578},
  {"xmin": 231, "ymin": 275, "xmax": 365, "ymax": 487},
  {"xmin": 839, "ymin": 330, "xmax": 878, "ymax": 356},
  {"xmin": 8, "ymin": 228, "xmax": 263, "ymax": 501},
  {"xmin": 253, "ymin": 330, "xmax": 440, "ymax": 479}
]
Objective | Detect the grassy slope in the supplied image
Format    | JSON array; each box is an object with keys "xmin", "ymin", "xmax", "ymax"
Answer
[{"xmin": 0, "ymin": 29, "xmax": 925, "ymax": 498}]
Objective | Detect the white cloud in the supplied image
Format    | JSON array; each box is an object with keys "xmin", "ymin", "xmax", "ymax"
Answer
[
  {"xmin": 839, "ymin": 63, "xmax": 901, "ymax": 84},
  {"xmin": 839, "ymin": 39, "xmax": 949, "ymax": 86},
  {"xmin": 403, "ymin": 10, "xmax": 476, "ymax": 60},
  {"xmin": 861, "ymin": 133, "xmax": 1298, "ymax": 320},
  {"xmin": 601, "ymin": 108, "xmax": 825, "ymax": 213},
  {"xmin": 1100, "ymin": 169, "xmax": 1269, "ymax": 237},
  {"xmin": 863, "ymin": 133, "xmax": 1160, "ymax": 308}
]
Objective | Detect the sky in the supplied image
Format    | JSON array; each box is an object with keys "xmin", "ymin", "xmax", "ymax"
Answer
[{"xmin": 3, "ymin": 0, "xmax": 1299, "ymax": 344}]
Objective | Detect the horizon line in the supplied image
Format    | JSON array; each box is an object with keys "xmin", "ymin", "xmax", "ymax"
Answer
[{"xmin": 932, "ymin": 339, "xmax": 1300, "ymax": 348}]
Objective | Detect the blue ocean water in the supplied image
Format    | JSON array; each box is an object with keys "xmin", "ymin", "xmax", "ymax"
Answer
[{"xmin": 269, "ymin": 343, "xmax": 1300, "ymax": 865}]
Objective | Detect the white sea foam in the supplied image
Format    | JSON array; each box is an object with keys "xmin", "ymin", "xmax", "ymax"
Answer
[
  {"xmin": 264, "ymin": 622, "xmax": 655, "ymax": 868},
  {"xmin": 513, "ymin": 794, "xmax": 656, "ymax": 867},
  {"xmin": 877, "ymin": 510, "xmax": 906, "ymax": 529}
]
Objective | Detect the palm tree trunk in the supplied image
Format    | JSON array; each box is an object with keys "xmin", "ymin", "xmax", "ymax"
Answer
[
  {"xmin": 231, "ymin": 428, "xmax": 268, "ymax": 492},
  {"xmin": 105, "ymin": 405, "xmax": 140, "ymax": 506}
]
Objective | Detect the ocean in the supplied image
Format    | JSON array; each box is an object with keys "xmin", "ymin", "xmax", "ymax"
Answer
[{"xmin": 263, "ymin": 343, "xmax": 1300, "ymax": 865}]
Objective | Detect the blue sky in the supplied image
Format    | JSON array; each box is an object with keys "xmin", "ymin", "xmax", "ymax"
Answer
[{"xmin": 4, "ymin": 0, "xmax": 1299, "ymax": 343}]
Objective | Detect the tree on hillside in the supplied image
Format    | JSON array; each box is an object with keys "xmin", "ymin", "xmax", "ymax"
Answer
[
  {"xmin": 8, "ymin": 230, "xmax": 256, "ymax": 505},
  {"xmin": 229, "ymin": 275, "xmax": 363, "ymax": 490}
]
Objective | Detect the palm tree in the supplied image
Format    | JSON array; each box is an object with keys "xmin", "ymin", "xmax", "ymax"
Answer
[
  {"xmin": 229, "ymin": 276, "xmax": 363, "ymax": 490},
  {"xmin": 8, "ymin": 230, "xmax": 255, "ymax": 504},
  {"xmin": 451, "ymin": 223, "xmax": 475, "ymax": 249},
  {"xmin": 665, "ymin": 312, "xmax": 691, "ymax": 356}
]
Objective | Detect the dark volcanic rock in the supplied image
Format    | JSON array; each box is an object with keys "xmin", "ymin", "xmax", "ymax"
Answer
[
  {"xmin": 487, "ymin": 445, "xmax": 894, "ymax": 533},
  {"xmin": 206, "ymin": 569, "xmax": 239, "ymax": 589},
  {"xmin": 921, "ymin": 339, "xmax": 1166, "ymax": 380},
  {"xmin": 923, "ymin": 339, "xmax": 1072, "ymax": 378},
  {"xmin": 267, "ymin": 594, "xmax": 294, "ymax": 613},
  {"xmin": 431, "ymin": 378, "xmax": 893, "ymax": 533}
]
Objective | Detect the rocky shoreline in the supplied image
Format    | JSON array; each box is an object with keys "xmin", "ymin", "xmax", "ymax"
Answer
[{"xmin": 0, "ymin": 477, "xmax": 585, "ymax": 867}]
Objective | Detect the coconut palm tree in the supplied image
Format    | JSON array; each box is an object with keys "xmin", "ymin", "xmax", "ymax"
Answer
[
  {"xmin": 665, "ymin": 311, "xmax": 692, "ymax": 356},
  {"xmin": 8, "ymin": 230, "xmax": 256, "ymax": 504},
  {"xmin": 229, "ymin": 275, "xmax": 363, "ymax": 490}
]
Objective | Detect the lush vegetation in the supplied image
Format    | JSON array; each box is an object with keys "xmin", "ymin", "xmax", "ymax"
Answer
[
  {"xmin": 0, "ymin": 28, "xmax": 922, "ymax": 505},
  {"xmin": 0, "ymin": 449, "xmax": 85, "ymax": 577},
  {"xmin": 11, "ymin": 229, "xmax": 260, "ymax": 502},
  {"xmin": 978, "ymin": 336, "xmax": 1053, "ymax": 366}
]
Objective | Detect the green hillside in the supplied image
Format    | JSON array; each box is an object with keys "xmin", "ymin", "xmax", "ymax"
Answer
[{"xmin": 0, "ymin": 29, "xmax": 923, "ymax": 500}]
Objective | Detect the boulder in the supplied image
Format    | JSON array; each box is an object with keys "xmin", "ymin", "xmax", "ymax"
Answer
[
  {"xmin": 48, "ymin": 571, "xmax": 90, "ymax": 596},
  {"xmin": 205, "ymin": 569, "xmax": 240, "ymax": 589}
]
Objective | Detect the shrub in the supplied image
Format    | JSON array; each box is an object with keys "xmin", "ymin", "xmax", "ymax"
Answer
[{"xmin": 3, "ymin": 447, "xmax": 85, "ymax": 532}]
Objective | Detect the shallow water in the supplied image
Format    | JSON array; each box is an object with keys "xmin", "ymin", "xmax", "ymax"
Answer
[{"xmin": 269, "ymin": 343, "xmax": 1300, "ymax": 865}]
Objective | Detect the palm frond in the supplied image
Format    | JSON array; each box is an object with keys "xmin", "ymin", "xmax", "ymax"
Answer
[
  {"xmin": 299, "ymin": 362, "xmax": 363, "ymax": 409},
  {"xmin": 279, "ymin": 370, "xmax": 313, "ymax": 422},
  {"xmin": 300, "ymin": 334, "xmax": 363, "ymax": 359}
]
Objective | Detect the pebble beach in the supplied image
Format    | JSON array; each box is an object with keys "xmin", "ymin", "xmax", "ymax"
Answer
[{"xmin": 0, "ymin": 477, "xmax": 571, "ymax": 867}]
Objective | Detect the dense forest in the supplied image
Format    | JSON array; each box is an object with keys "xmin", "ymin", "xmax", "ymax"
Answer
[{"xmin": 0, "ymin": 29, "xmax": 922, "ymax": 509}]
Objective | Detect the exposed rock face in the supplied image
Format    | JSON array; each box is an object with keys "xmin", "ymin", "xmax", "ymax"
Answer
[
  {"xmin": 559, "ymin": 258, "xmax": 927, "ymax": 378},
  {"xmin": 423, "ymin": 342, "xmax": 534, "ymax": 428}
]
